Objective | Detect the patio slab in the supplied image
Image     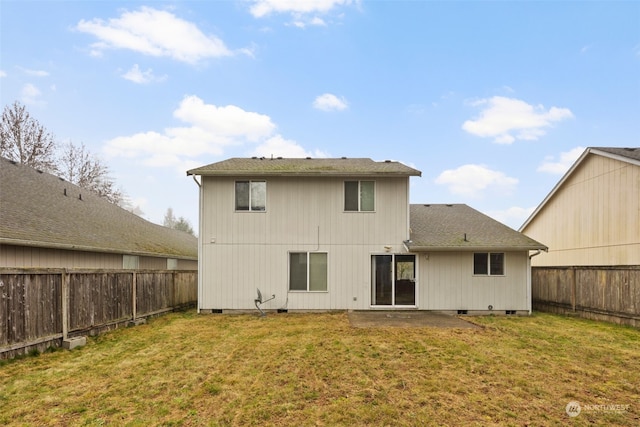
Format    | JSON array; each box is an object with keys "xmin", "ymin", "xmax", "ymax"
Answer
[{"xmin": 347, "ymin": 311, "xmax": 481, "ymax": 329}]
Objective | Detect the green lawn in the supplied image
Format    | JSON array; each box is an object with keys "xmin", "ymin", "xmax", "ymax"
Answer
[{"xmin": 1, "ymin": 310, "xmax": 638, "ymax": 426}]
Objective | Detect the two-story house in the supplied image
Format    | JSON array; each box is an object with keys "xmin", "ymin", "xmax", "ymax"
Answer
[{"xmin": 187, "ymin": 157, "xmax": 546, "ymax": 314}]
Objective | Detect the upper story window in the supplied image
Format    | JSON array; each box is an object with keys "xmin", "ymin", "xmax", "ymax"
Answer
[
  {"xmin": 235, "ymin": 180, "xmax": 266, "ymax": 211},
  {"xmin": 473, "ymin": 253, "xmax": 505, "ymax": 276},
  {"xmin": 344, "ymin": 180, "xmax": 375, "ymax": 212}
]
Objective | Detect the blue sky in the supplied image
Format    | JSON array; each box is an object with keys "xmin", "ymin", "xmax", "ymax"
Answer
[{"xmin": 2, "ymin": 0, "xmax": 639, "ymax": 231}]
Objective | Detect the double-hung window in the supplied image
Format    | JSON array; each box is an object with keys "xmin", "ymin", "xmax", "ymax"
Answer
[
  {"xmin": 289, "ymin": 252, "xmax": 328, "ymax": 292},
  {"xmin": 344, "ymin": 180, "xmax": 375, "ymax": 211},
  {"xmin": 235, "ymin": 180, "xmax": 266, "ymax": 211},
  {"xmin": 473, "ymin": 253, "xmax": 505, "ymax": 276}
]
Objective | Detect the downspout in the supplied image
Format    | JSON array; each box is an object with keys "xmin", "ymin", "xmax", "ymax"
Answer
[
  {"xmin": 526, "ymin": 250, "xmax": 543, "ymax": 315},
  {"xmin": 191, "ymin": 175, "xmax": 203, "ymax": 313}
]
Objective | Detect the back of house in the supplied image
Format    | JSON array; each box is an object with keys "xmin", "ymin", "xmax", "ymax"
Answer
[
  {"xmin": 188, "ymin": 157, "xmax": 419, "ymax": 311},
  {"xmin": 188, "ymin": 157, "xmax": 546, "ymax": 314}
]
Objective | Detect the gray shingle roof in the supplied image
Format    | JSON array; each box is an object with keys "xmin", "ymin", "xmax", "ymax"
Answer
[
  {"xmin": 187, "ymin": 157, "xmax": 422, "ymax": 177},
  {"xmin": 0, "ymin": 157, "xmax": 197, "ymax": 259},
  {"xmin": 408, "ymin": 204, "xmax": 547, "ymax": 251},
  {"xmin": 592, "ymin": 147, "xmax": 640, "ymax": 162}
]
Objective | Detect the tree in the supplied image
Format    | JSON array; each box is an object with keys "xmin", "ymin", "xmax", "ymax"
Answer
[
  {"xmin": 58, "ymin": 141, "xmax": 123, "ymax": 205},
  {"xmin": 174, "ymin": 217, "xmax": 195, "ymax": 236},
  {"xmin": 1, "ymin": 101, "xmax": 124, "ymax": 205},
  {"xmin": 0, "ymin": 101, "xmax": 58, "ymax": 173},
  {"xmin": 163, "ymin": 208, "xmax": 177, "ymax": 228},
  {"xmin": 163, "ymin": 207, "xmax": 195, "ymax": 236}
]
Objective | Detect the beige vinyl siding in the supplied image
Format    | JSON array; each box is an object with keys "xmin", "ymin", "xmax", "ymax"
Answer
[
  {"xmin": 418, "ymin": 251, "xmax": 530, "ymax": 311},
  {"xmin": 0, "ymin": 245, "xmax": 122, "ymax": 268},
  {"xmin": 198, "ymin": 176, "xmax": 411, "ymax": 310},
  {"xmin": 201, "ymin": 243, "xmax": 392, "ymax": 310},
  {"xmin": 0, "ymin": 245, "xmax": 198, "ymax": 270},
  {"xmin": 522, "ymin": 155, "xmax": 640, "ymax": 266}
]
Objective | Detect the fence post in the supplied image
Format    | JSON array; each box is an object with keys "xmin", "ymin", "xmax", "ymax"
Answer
[
  {"xmin": 571, "ymin": 267, "xmax": 576, "ymax": 312},
  {"xmin": 132, "ymin": 271, "xmax": 137, "ymax": 321},
  {"xmin": 62, "ymin": 270, "xmax": 68, "ymax": 340}
]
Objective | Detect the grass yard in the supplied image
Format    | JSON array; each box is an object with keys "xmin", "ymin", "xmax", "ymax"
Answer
[{"xmin": 0, "ymin": 310, "xmax": 638, "ymax": 426}]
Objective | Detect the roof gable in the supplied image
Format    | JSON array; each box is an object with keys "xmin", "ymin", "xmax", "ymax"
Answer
[
  {"xmin": 409, "ymin": 204, "xmax": 546, "ymax": 251},
  {"xmin": 0, "ymin": 157, "xmax": 197, "ymax": 259},
  {"xmin": 187, "ymin": 157, "xmax": 421, "ymax": 177},
  {"xmin": 519, "ymin": 146, "xmax": 639, "ymax": 231}
]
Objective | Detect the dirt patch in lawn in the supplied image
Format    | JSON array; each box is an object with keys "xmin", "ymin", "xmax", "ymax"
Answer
[{"xmin": 348, "ymin": 310, "xmax": 480, "ymax": 328}]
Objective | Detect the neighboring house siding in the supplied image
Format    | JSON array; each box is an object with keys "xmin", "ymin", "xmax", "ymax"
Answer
[
  {"xmin": 199, "ymin": 176, "xmax": 411, "ymax": 310},
  {"xmin": 419, "ymin": 251, "xmax": 530, "ymax": 311},
  {"xmin": 522, "ymin": 154, "xmax": 640, "ymax": 266},
  {"xmin": 0, "ymin": 245, "xmax": 122, "ymax": 269},
  {"xmin": 0, "ymin": 245, "xmax": 198, "ymax": 270}
]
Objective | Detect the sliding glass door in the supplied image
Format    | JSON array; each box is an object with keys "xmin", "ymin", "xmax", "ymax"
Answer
[{"xmin": 371, "ymin": 254, "xmax": 416, "ymax": 306}]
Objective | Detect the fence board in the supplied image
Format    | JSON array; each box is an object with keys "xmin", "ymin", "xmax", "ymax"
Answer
[
  {"xmin": 532, "ymin": 266, "xmax": 640, "ymax": 327},
  {"xmin": 0, "ymin": 276, "xmax": 6, "ymax": 347},
  {"xmin": 1, "ymin": 269, "xmax": 196, "ymax": 359}
]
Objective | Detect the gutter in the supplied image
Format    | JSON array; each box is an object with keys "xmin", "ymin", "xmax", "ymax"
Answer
[
  {"xmin": 189, "ymin": 173, "xmax": 203, "ymax": 313},
  {"xmin": 406, "ymin": 245, "xmax": 548, "ymax": 252}
]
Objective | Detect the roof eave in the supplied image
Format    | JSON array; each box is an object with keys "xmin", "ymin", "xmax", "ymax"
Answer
[
  {"xmin": 187, "ymin": 170, "xmax": 421, "ymax": 177},
  {"xmin": 407, "ymin": 244, "xmax": 548, "ymax": 252}
]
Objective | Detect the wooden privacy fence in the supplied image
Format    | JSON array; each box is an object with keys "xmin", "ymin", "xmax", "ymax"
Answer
[
  {"xmin": 532, "ymin": 266, "xmax": 640, "ymax": 327},
  {"xmin": 0, "ymin": 269, "xmax": 197, "ymax": 359}
]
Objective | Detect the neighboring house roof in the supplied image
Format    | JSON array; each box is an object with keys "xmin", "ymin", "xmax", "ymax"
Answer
[
  {"xmin": 187, "ymin": 157, "xmax": 422, "ymax": 177},
  {"xmin": 408, "ymin": 204, "xmax": 547, "ymax": 252},
  {"xmin": 519, "ymin": 146, "xmax": 640, "ymax": 231},
  {"xmin": 0, "ymin": 157, "xmax": 197, "ymax": 260}
]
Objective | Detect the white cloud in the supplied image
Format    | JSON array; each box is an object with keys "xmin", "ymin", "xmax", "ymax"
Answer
[
  {"xmin": 309, "ymin": 16, "xmax": 327, "ymax": 26},
  {"xmin": 435, "ymin": 164, "xmax": 518, "ymax": 198},
  {"xmin": 21, "ymin": 83, "xmax": 44, "ymax": 106},
  {"xmin": 249, "ymin": 0, "xmax": 356, "ymax": 18},
  {"xmin": 485, "ymin": 206, "xmax": 536, "ymax": 229},
  {"xmin": 537, "ymin": 146, "xmax": 585, "ymax": 174},
  {"xmin": 0, "ymin": 70, "xmax": 6, "ymax": 77},
  {"xmin": 289, "ymin": 14, "xmax": 328, "ymax": 28},
  {"xmin": 250, "ymin": 135, "xmax": 328, "ymax": 158},
  {"xmin": 462, "ymin": 96, "xmax": 574, "ymax": 144},
  {"xmin": 17, "ymin": 67, "xmax": 49, "ymax": 77},
  {"xmin": 313, "ymin": 93, "xmax": 348, "ymax": 111},
  {"xmin": 75, "ymin": 6, "xmax": 232, "ymax": 64},
  {"xmin": 122, "ymin": 64, "xmax": 167, "ymax": 84},
  {"xmin": 173, "ymin": 95, "xmax": 276, "ymax": 141},
  {"xmin": 104, "ymin": 95, "xmax": 278, "ymax": 167}
]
